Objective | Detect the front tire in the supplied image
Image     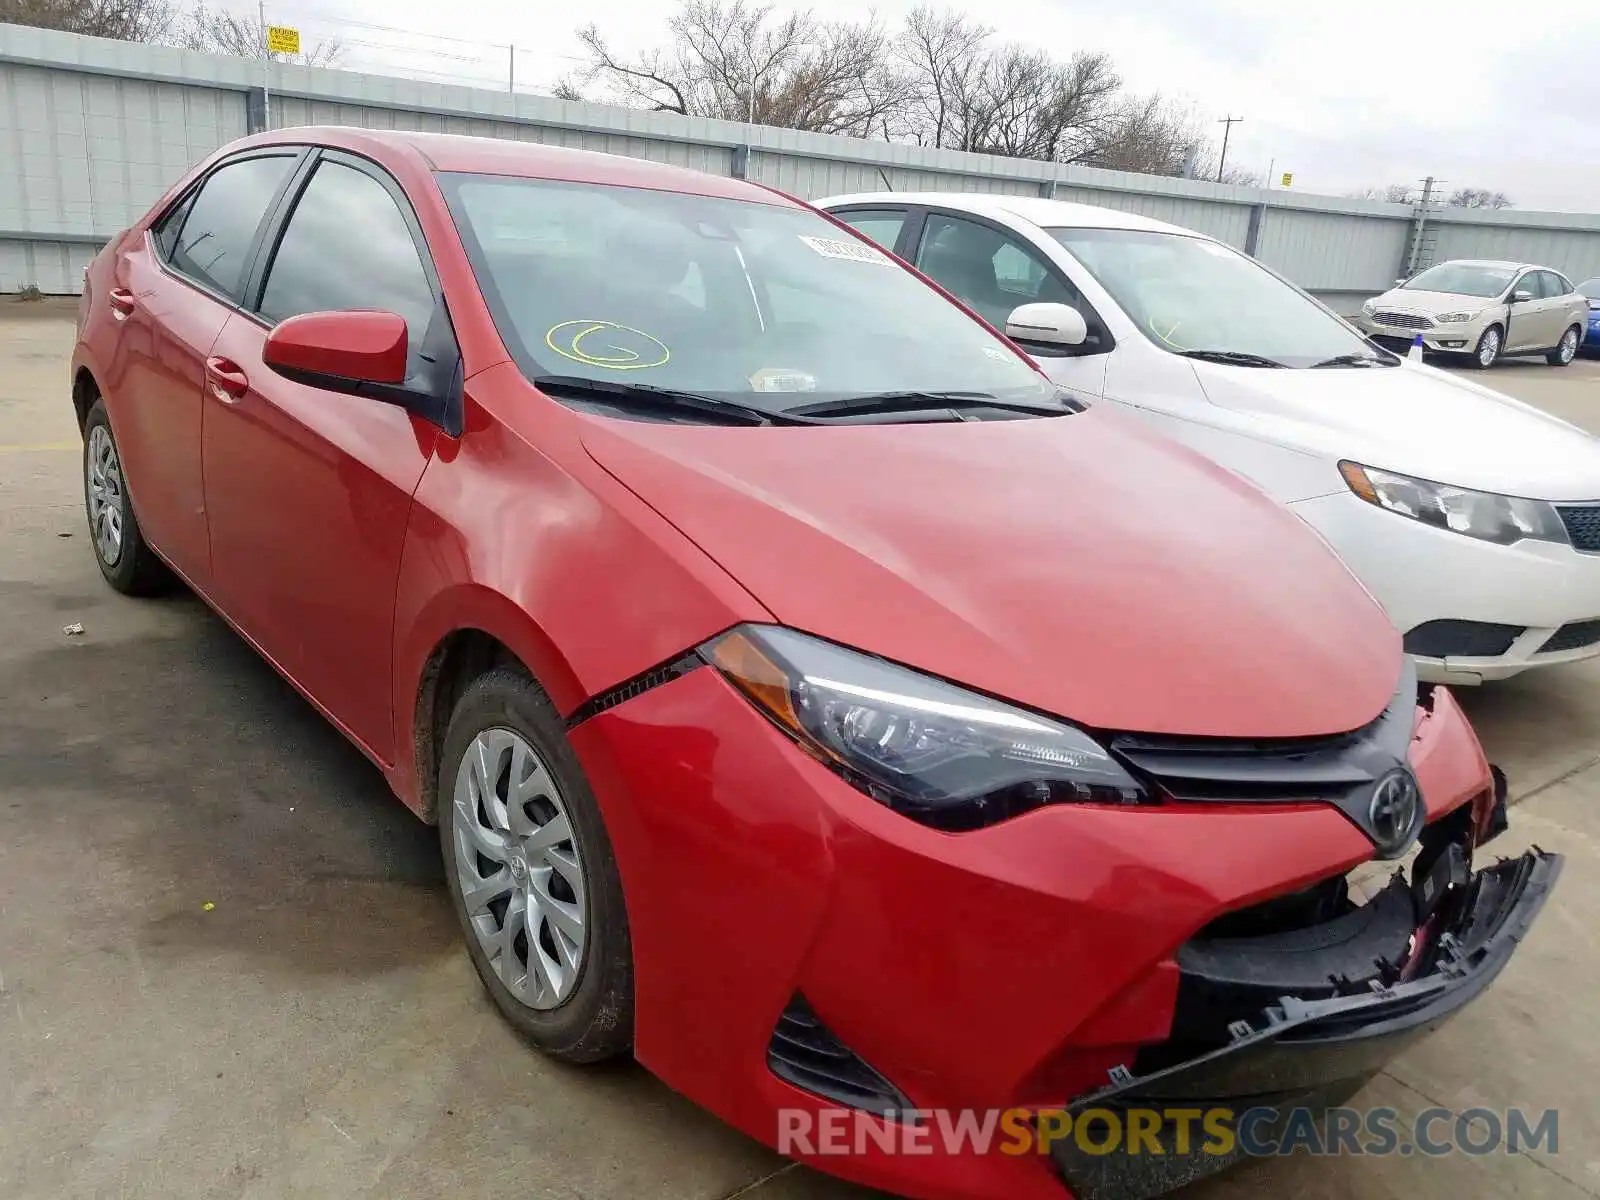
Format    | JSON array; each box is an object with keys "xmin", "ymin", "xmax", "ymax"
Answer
[
  {"xmin": 82, "ymin": 399, "xmax": 173, "ymax": 595},
  {"xmin": 1548, "ymin": 325, "xmax": 1581, "ymax": 366},
  {"xmin": 438, "ymin": 667, "xmax": 634, "ymax": 1063},
  {"xmin": 1470, "ymin": 324, "xmax": 1502, "ymax": 369}
]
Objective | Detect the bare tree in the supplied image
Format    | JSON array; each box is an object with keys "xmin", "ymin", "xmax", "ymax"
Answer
[
  {"xmin": 1090, "ymin": 92, "xmax": 1202, "ymax": 174},
  {"xmin": 562, "ymin": 0, "xmax": 909, "ymax": 138},
  {"xmin": 892, "ymin": 6, "xmax": 990, "ymax": 147},
  {"xmin": 174, "ymin": 4, "xmax": 343, "ymax": 66},
  {"xmin": 891, "ymin": 7, "xmax": 1118, "ymax": 160},
  {"xmin": 0, "ymin": 0, "xmax": 174, "ymax": 41},
  {"xmin": 1347, "ymin": 183, "xmax": 1416, "ymax": 204},
  {"xmin": 1447, "ymin": 186, "xmax": 1513, "ymax": 209}
]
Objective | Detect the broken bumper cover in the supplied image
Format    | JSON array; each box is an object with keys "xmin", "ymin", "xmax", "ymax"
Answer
[{"xmin": 1052, "ymin": 847, "xmax": 1562, "ymax": 1200}]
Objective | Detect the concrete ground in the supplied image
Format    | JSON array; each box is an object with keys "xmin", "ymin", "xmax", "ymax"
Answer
[{"xmin": 1, "ymin": 294, "xmax": 1598, "ymax": 1200}]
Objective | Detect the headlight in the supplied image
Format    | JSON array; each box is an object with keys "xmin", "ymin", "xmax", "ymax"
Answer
[
  {"xmin": 1361, "ymin": 300, "xmax": 1377, "ymax": 314},
  {"xmin": 1339, "ymin": 461, "xmax": 1567, "ymax": 546},
  {"xmin": 1435, "ymin": 311, "xmax": 1477, "ymax": 323},
  {"xmin": 704, "ymin": 625, "xmax": 1148, "ymax": 831}
]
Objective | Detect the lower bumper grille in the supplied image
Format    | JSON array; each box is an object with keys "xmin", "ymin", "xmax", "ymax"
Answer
[
  {"xmin": 767, "ymin": 995, "xmax": 911, "ymax": 1118},
  {"xmin": 1402, "ymin": 619, "xmax": 1523, "ymax": 659},
  {"xmin": 1541, "ymin": 619, "xmax": 1600, "ymax": 654}
]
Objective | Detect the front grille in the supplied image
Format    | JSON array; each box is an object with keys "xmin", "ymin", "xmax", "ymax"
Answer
[
  {"xmin": 1557, "ymin": 504, "xmax": 1600, "ymax": 552},
  {"xmin": 1369, "ymin": 334, "xmax": 1417, "ymax": 354},
  {"xmin": 1372, "ymin": 310, "xmax": 1434, "ymax": 330},
  {"xmin": 767, "ymin": 995, "xmax": 912, "ymax": 1119},
  {"xmin": 1402, "ymin": 619, "xmax": 1524, "ymax": 659},
  {"xmin": 1541, "ymin": 619, "xmax": 1600, "ymax": 654},
  {"xmin": 1107, "ymin": 663, "xmax": 1417, "ymax": 855}
]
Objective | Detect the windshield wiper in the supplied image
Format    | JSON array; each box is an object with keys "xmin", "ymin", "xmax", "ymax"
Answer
[
  {"xmin": 1175, "ymin": 350, "xmax": 1287, "ymax": 368},
  {"xmin": 533, "ymin": 375, "xmax": 816, "ymax": 426},
  {"xmin": 787, "ymin": 390, "xmax": 1068, "ymax": 420},
  {"xmin": 1312, "ymin": 352, "xmax": 1397, "ymax": 368}
]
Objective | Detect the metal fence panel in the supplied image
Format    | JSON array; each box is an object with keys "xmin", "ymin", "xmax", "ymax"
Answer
[
  {"xmin": 8, "ymin": 22, "xmax": 1600, "ymax": 301},
  {"xmin": 0, "ymin": 60, "xmax": 242, "ymax": 239}
]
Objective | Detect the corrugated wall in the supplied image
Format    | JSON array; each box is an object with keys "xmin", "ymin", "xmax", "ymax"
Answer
[
  {"xmin": 7, "ymin": 22, "xmax": 1600, "ymax": 302},
  {"xmin": 1430, "ymin": 216, "xmax": 1600, "ymax": 286}
]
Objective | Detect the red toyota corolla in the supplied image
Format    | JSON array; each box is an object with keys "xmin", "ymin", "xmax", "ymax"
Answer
[{"xmin": 73, "ymin": 128, "xmax": 1556, "ymax": 1199}]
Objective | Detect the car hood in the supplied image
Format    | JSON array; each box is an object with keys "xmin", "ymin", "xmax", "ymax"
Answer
[
  {"xmin": 1371, "ymin": 288, "xmax": 1502, "ymax": 314},
  {"xmin": 579, "ymin": 406, "xmax": 1400, "ymax": 738},
  {"xmin": 1192, "ymin": 360, "xmax": 1600, "ymax": 501}
]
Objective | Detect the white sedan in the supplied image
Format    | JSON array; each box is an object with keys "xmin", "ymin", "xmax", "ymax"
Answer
[{"xmin": 816, "ymin": 191, "xmax": 1600, "ymax": 684}]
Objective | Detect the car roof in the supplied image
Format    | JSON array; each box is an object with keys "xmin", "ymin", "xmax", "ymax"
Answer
[
  {"xmin": 246, "ymin": 126, "xmax": 796, "ymax": 206},
  {"xmin": 1427, "ymin": 258, "xmax": 1539, "ymax": 271},
  {"xmin": 814, "ymin": 191, "xmax": 1208, "ymax": 238}
]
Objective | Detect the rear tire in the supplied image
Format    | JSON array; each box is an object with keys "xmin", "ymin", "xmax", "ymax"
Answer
[
  {"xmin": 1547, "ymin": 325, "xmax": 1581, "ymax": 366},
  {"xmin": 82, "ymin": 399, "xmax": 174, "ymax": 595},
  {"xmin": 1469, "ymin": 324, "xmax": 1502, "ymax": 369},
  {"xmin": 438, "ymin": 667, "xmax": 634, "ymax": 1064}
]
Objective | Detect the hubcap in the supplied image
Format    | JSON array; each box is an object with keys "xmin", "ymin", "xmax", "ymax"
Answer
[
  {"xmin": 452, "ymin": 728, "xmax": 587, "ymax": 1010},
  {"xmin": 1562, "ymin": 330, "xmax": 1577, "ymax": 362},
  {"xmin": 1480, "ymin": 329, "xmax": 1499, "ymax": 366},
  {"xmin": 86, "ymin": 424, "xmax": 124, "ymax": 566}
]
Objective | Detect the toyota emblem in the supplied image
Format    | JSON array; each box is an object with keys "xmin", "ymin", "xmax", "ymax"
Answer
[{"xmin": 1368, "ymin": 767, "xmax": 1422, "ymax": 858}]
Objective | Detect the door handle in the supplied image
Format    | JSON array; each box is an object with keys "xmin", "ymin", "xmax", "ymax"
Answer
[
  {"xmin": 205, "ymin": 356, "xmax": 250, "ymax": 404},
  {"xmin": 108, "ymin": 287, "xmax": 135, "ymax": 321}
]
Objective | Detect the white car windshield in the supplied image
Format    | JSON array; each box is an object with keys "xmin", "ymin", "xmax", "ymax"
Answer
[
  {"xmin": 1402, "ymin": 263, "xmax": 1516, "ymax": 298},
  {"xmin": 1048, "ymin": 227, "xmax": 1388, "ymax": 368},
  {"xmin": 440, "ymin": 174, "xmax": 1054, "ymax": 414}
]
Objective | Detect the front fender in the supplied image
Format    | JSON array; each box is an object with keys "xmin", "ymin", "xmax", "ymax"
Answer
[{"xmin": 387, "ymin": 366, "xmax": 772, "ymax": 814}]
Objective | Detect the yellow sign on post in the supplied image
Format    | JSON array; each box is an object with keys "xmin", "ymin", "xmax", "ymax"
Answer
[
  {"xmin": 1279, "ymin": 172, "xmax": 1294, "ymax": 188},
  {"xmin": 266, "ymin": 25, "xmax": 300, "ymax": 55}
]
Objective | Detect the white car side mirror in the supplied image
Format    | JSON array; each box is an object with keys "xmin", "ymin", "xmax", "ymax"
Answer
[
  {"xmin": 1512, "ymin": 289, "xmax": 1533, "ymax": 304},
  {"xmin": 1005, "ymin": 302, "xmax": 1088, "ymax": 350}
]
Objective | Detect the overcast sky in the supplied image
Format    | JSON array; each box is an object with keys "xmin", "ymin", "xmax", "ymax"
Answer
[{"xmin": 267, "ymin": 0, "xmax": 1600, "ymax": 211}]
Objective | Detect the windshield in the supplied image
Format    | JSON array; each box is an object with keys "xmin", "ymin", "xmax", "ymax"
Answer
[
  {"xmin": 440, "ymin": 174, "xmax": 1053, "ymax": 414},
  {"xmin": 1579, "ymin": 278, "xmax": 1600, "ymax": 301},
  {"xmin": 1401, "ymin": 263, "xmax": 1515, "ymax": 298},
  {"xmin": 1046, "ymin": 227, "xmax": 1380, "ymax": 368}
]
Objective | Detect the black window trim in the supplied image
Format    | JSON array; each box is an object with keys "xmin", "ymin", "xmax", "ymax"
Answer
[
  {"xmin": 243, "ymin": 147, "xmax": 447, "ymax": 326},
  {"xmin": 909, "ymin": 205, "xmax": 1117, "ymax": 357},
  {"xmin": 242, "ymin": 146, "xmax": 464, "ymax": 436},
  {"xmin": 148, "ymin": 147, "xmax": 311, "ymax": 311}
]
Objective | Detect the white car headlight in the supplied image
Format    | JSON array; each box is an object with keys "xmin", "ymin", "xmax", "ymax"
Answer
[
  {"xmin": 1361, "ymin": 300, "xmax": 1377, "ymax": 314},
  {"xmin": 1340, "ymin": 462, "xmax": 1568, "ymax": 546},
  {"xmin": 1435, "ymin": 311, "xmax": 1477, "ymax": 323},
  {"xmin": 704, "ymin": 625, "xmax": 1149, "ymax": 830}
]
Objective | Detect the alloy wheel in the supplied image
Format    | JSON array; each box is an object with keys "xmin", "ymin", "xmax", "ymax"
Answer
[
  {"xmin": 1478, "ymin": 328, "xmax": 1500, "ymax": 367},
  {"xmin": 452, "ymin": 727, "xmax": 587, "ymax": 1010},
  {"xmin": 86, "ymin": 423, "xmax": 124, "ymax": 567},
  {"xmin": 1560, "ymin": 328, "xmax": 1578, "ymax": 364}
]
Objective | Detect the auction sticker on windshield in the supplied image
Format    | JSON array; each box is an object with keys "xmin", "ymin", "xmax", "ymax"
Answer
[{"xmin": 800, "ymin": 235, "xmax": 891, "ymax": 264}]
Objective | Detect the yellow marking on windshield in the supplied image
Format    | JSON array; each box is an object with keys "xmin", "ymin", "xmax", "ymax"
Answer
[{"xmin": 545, "ymin": 320, "xmax": 670, "ymax": 370}]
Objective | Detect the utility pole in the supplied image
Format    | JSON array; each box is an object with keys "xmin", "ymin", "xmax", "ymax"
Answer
[
  {"xmin": 259, "ymin": 0, "xmax": 270, "ymax": 130},
  {"xmin": 508, "ymin": 45, "xmax": 515, "ymax": 94},
  {"xmin": 1216, "ymin": 114, "xmax": 1243, "ymax": 182}
]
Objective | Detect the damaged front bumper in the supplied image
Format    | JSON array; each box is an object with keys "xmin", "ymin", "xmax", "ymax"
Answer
[{"xmin": 1053, "ymin": 842, "xmax": 1562, "ymax": 1200}]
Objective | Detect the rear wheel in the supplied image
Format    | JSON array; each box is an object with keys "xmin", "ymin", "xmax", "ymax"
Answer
[
  {"xmin": 1548, "ymin": 325, "xmax": 1581, "ymax": 366},
  {"xmin": 1469, "ymin": 324, "xmax": 1501, "ymax": 369},
  {"xmin": 438, "ymin": 667, "xmax": 634, "ymax": 1063},
  {"xmin": 82, "ymin": 399, "xmax": 173, "ymax": 595}
]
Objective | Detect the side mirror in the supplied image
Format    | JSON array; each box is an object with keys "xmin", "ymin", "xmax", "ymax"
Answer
[
  {"xmin": 264, "ymin": 310, "xmax": 408, "ymax": 389},
  {"xmin": 1393, "ymin": 277, "xmax": 1407, "ymax": 286},
  {"xmin": 1512, "ymin": 289, "xmax": 1533, "ymax": 304},
  {"xmin": 1005, "ymin": 302, "xmax": 1088, "ymax": 353}
]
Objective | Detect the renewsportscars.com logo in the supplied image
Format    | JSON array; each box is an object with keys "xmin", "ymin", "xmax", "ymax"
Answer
[{"xmin": 777, "ymin": 1105, "xmax": 1560, "ymax": 1159}]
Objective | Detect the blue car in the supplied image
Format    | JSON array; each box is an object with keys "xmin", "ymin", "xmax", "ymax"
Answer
[{"xmin": 1581, "ymin": 278, "xmax": 1600, "ymax": 354}]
